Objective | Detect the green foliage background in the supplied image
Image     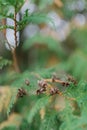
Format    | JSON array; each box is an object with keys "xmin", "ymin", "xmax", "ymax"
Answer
[{"xmin": 0, "ymin": 0, "xmax": 87, "ymax": 130}]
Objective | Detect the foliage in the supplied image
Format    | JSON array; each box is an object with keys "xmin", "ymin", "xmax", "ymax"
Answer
[
  {"xmin": 23, "ymin": 34, "xmax": 65, "ymax": 57},
  {"xmin": 0, "ymin": 57, "xmax": 11, "ymax": 69},
  {"xmin": 0, "ymin": 0, "xmax": 87, "ymax": 130}
]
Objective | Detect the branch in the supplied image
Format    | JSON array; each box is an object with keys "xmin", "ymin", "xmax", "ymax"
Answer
[
  {"xmin": 14, "ymin": 9, "xmax": 18, "ymax": 48},
  {"xmin": 12, "ymin": 49, "xmax": 20, "ymax": 73}
]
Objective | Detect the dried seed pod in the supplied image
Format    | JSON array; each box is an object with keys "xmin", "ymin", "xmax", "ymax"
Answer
[
  {"xmin": 50, "ymin": 88, "xmax": 55, "ymax": 95},
  {"xmin": 36, "ymin": 89, "xmax": 41, "ymax": 95},
  {"xmin": 65, "ymin": 82, "xmax": 70, "ymax": 86},
  {"xmin": 36, "ymin": 89, "xmax": 43, "ymax": 95},
  {"xmin": 17, "ymin": 88, "xmax": 27, "ymax": 98},
  {"xmin": 36, "ymin": 87, "xmax": 46, "ymax": 95},
  {"xmin": 54, "ymin": 88, "xmax": 59, "ymax": 94},
  {"xmin": 67, "ymin": 75, "xmax": 77, "ymax": 85},
  {"xmin": 38, "ymin": 80, "xmax": 47, "ymax": 88},
  {"xmin": 40, "ymin": 87, "xmax": 46, "ymax": 92},
  {"xmin": 25, "ymin": 79, "xmax": 30, "ymax": 86},
  {"xmin": 50, "ymin": 87, "xmax": 59, "ymax": 95},
  {"xmin": 61, "ymin": 82, "xmax": 65, "ymax": 86},
  {"xmin": 62, "ymin": 82, "xmax": 70, "ymax": 87}
]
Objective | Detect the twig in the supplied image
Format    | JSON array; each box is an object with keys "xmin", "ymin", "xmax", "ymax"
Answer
[
  {"xmin": 14, "ymin": 8, "xmax": 18, "ymax": 48},
  {"xmin": 10, "ymin": 8, "xmax": 20, "ymax": 73},
  {"xmin": 44, "ymin": 78, "xmax": 70, "ymax": 86},
  {"xmin": 12, "ymin": 49, "xmax": 20, "ymax": 73},
  {"xmin": 44, "ymin": 78, "xmax": 64, "ymax": 84}
]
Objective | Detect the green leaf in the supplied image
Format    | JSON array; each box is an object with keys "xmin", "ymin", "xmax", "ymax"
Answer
[
  {"xmin": 7, "ymin": 88, "xmax": 17, "ymax": 116},
  {"xmin": 18, "ymin": 13, "xmax": 53, "ymax": 31},
  {"xmin": 40, "ymin": 111, "xmax": 58, "ymax": 130},
  {"xmin": 0, "ymin": 0, "xmax": 25, "ymax": 14},
  {"xmin": 0, "ymin": 57, "xmax": 12, "ymax": 70},
  {"xmin": 2, "ymin": 126, "xmax": 17, "ymax": 130},
  {"xmin": 0, "ymin": 25, "xmax": 14, "ymax": 30},
  {"xmin": 67, "ymin": 51, "xmax": 87, "ymax": 80},
  {"xmin": 27, "ymin": 96, "xmax": 50, "ymax": 123},
  {"xmin": 11, "ymin": 71, "xmax": 39, "ymax": 95}
]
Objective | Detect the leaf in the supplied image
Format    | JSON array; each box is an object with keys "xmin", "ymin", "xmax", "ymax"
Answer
[
  {"xmin": 67, "ymin": 51, "xmax": 87, "ymax": 79},
  {"xmin": 0, "ymin": 57, "xmax": 12, "ymax": 70},
  {"xmin": 18, "ymin": 13, "xmax": 54, "ymax": 31},
  {"xmin": 27, "ymin": 96, "xmax": 50, "ymax": 123},
  {"xmin": 40, "ymin": 111, "xmax": 58, "ymax": 130},
  {"xmin": 7, "ymin": 88, "xmax": 17, "ymax": 116},
  {"xmin": 0, "ymin": 25, "xmax": 14, "ymax": 30},
  {"xmin": 15, "ymin": 0, "xmax": 25, "ymax": 12},
  {"xmin": 11, "ymin": 71, "xmax": 39, "ymax": 95},
  {"xmin": 0, "ymin": 0, "xmax": 25, "ymax": 14}
]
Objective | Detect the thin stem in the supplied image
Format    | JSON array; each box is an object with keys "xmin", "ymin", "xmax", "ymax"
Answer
[
  {"xmin": 44, "ymin": 79, "xmax": 64, "ymax": 84},
  {"xmin": 14, "ymin": 9, "xmax": 17, "ymax": 48},
  {"xmin": 5, "ymin": 39, "xmax": 20, "ymax": 73},
  {"xmin": 2, "ymin": 13, "xmax": 20, "ymax": 73},
  {"xmin": 12, "ymin": 49, "xmax": 20, "ymax": 73},
  {"xmin": 11, "ymin": 8, "xmax": 20, "ymax": 73}
]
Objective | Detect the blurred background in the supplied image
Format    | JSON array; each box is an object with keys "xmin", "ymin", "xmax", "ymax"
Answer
[{"xmin": 0, "ymin": 0, "xmax": 87, "ymax": 129}]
